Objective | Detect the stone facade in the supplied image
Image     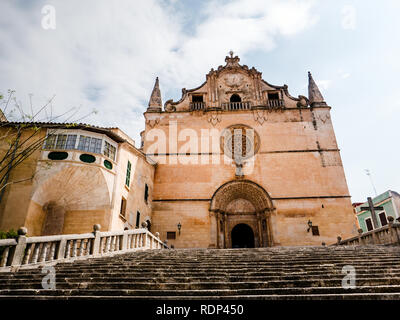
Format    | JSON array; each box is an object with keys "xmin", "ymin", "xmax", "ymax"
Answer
[
  {"xmin": 144, "ymin": 54, "xmax": 358, "ymax": 248},
  {"xmin": 0, "ymin": 54, "xmax": 358, "ymax": 247}
]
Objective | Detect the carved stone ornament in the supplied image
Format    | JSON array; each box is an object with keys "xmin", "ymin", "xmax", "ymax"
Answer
[
  {"xmin": 316, "ymin": 113, "xmax": 331, "ymax": 124},
  {"xmin": 207, "ymin": 110, "xmax": 222, "ymax": 126},
  {"xmin": 252, "ymin": 108, "xmax": 268, "ymax": 125},
  {"xmin": 224, "ymin": 73, "xmax": 244, "ymax": 89},
  {"xmin": 145, "ymin": 118, "xmax": 160, "ymax": 128}
]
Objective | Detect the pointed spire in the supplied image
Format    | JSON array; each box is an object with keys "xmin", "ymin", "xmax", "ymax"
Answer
[
  {"xmin": 148, "ymin": 77, "xmax": 162, "ymax": 111},
  {"xmin": 308, "ymin": 71, "xmax": 326, "ymax": 106}
]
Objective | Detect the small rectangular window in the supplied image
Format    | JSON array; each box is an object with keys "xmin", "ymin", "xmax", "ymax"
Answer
[
  {"xmin": 379, "ymin": 212, "xmax": 388, "ymax": 227},
  {"xmin": 43, "ymin": 135, "xmax": 56, "ymax": 149},
  {"xmin": 104, "ymin": 141, "xmax": 116, "ymax": 161},
  {"xmin": 78, "ymin": 135, "xmax": 91, "ymax": 151},
  {"xmin": 55, "ymin": 134, "xmax": 67, "ymax": 149},
  {"xmin": 365, "ymin": 218, "xmax": 374, "ymax": 231},
  {"xmin": 167, "ymin": 232, "xmax": 176, "ymax": 240},
  {"xmin": 311, "ymin": 226, "xmax": 320, "ymax": 236},
  {"xmin": 144, "ymin": 184, "xmax": 149, "ymax": 203},
  {"xmin": 268, "ymin": 92, "xmax": 279, "ymax": 100},
  {"xmin": 192, "ymin": 95, "xmax": 203, "ymax": 102},
  {"xmin": 78, "ymin": 136, "xmax": 102, "ymax": 154},
  {"xmin": 120, "ymin": 197, "xmax": 127, "ymax": 217},
  {"xmin": 65, "ymin": 135, "xmax": 77, "ymax": 149},
  {"xmin": 136, "ymin": 211, "xmax": 140, "ymax": 228},
  {"xmin": 125, "ymin": 161, "xmax": 131, "ymax": 187}
]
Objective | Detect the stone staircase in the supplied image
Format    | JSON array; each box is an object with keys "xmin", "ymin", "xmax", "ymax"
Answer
[{"xmin": 1, "ymin": 246, "xmax": 400, "ymax": 300}]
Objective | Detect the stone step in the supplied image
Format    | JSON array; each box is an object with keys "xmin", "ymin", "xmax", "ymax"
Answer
[
  {"xmin": 2, "ymin": 285, "xmax": 400, "ymax": 296},
  {"xmin": 2, "ymin": 278, "xmax": 400, "ymax": 290},
  {"xmin": 1, "ymin": 292, "xmax": 400, "ymax": 300},
  {"xmin": 1, "ymin": 272, "xmax": 400, "ymax": 283}
]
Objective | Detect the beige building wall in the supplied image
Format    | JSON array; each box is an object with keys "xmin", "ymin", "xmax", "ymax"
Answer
[
  {"xmin": 144, "ymin": 55, "xmax": 358, "ymax": 247},
  {"xmin": 0, "ymin": 125, "xmax": 155, "ymax": 237}
]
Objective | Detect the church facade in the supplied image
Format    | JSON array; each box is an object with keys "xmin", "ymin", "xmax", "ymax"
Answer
[
  {"xmin": 144, "ymin": 54, "xmax": 356, "ymax": 248},
  {"xmin": 0, "ymin": 54, "xmax": 357, "ymax": 247}
]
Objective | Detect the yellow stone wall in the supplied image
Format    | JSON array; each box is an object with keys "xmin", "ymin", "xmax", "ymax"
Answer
[{"xmin": 144, "ymin": 106, "xmax": 358, "ymax": 247}]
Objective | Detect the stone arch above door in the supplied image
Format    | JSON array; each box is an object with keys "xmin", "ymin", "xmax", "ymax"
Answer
[
  {"xmin": 210, "ymin": 180, "xmax": 274, "ymax": 248},
  {"xmin": 210, "ymin": 180, "xmax": 273, "ymax": 212}
]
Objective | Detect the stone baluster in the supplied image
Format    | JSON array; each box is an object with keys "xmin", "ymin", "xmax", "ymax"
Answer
[
  {"xmin": 78, "ymin": 240, "xmax": 85, "ymax": 256},
  {"xmin": 357, "ymin": 229, "xmax": 364, "ymax": 246},
  {"xmin": 105, "ymin": 237, "xmax": 111, "ymax": 253},
  {"xmin": 10, "ymin": 227, "xmax": 28, "ymax": 266},
  {"xmin": 71, "ymin": 240, "xmax": 77, "ymax": 258},
  {"xmin": 116, "ymin": 235, "xmax": 121, "ymax": 251},
  {"xmin": 22, "ymin": 243, "xmax": 33, "ymax": 264},
  {"xmin": 49, "ymin": 242, "xmax": 56, "ymax": 261},
  {"xmin": 112, "ymin": 236, "xmax": 116, "ymax": 251},
  {"xmin": 86, "ymin": 239, "xmax": 91, "ymax": 256},
  {"xmin": 32, "ymin": 243, "xmax": 41, "ymax": 263},
  {"xmin": 122, "ymin": 228, "xmax": 129, "ymax": 251},
  {"xmin": 56, "ymin": 238, "xmax": 67, "ymax": 260},
  {"xmin": 155, "ymin": 232, "xmax": 160, "ymax": 249},
  {"xmin": 39, "ymin": 242, "xmax": 49, "ymax": 262},
  {"xmin": 388, "ymin": 216, "xmax": 395, "ymax": 244},
  {"xmin": 91, "ymin": 224, "xmax": 101, "ymax": 256},
  {"xmin": 65, "ymin": 240, "xmax": 71, "ymax": 258},
  {"xmin": 0, "ymin": 247, "xmax": 10, "ymax": 267}
]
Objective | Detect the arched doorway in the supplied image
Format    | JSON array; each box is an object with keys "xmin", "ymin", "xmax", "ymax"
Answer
[
  {"xmin": 210, "ymin": 180, "xmax": 274, "ymax": 248},
  {"xmin": 231, "ymin": 224, "xmax": 254, "ymax": 248},
  {"xmin": 230, "ymin": 94, "xmax": 241, "ymax": 102}
]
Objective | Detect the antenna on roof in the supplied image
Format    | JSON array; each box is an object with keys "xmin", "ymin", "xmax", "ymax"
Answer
[{"xmin": 365, "ymin": 169, "xmax": 378, "ymax": 196}]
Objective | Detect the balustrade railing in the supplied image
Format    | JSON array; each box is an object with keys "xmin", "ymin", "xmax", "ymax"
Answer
[
  {"xmin": 221, "ymin": 102, "xmax": 252, "ymax": 111},
  {"xmin": 335, "ymin": 217, "xmax": 400, "ymax": 246},
  {"xmin": 0, "ymin": 225, "xmax": 168, "ymax": 270},
  {"xmin": 267, "ymin": 99, "xmax": 285, "ymax": 108},
  {"xmin": 189, "ymin": 102, "xmax": 205, "ymax": 111}
]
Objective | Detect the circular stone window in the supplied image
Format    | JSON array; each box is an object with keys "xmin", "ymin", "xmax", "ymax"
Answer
[
  {"xmin": 79, "ymin": 154, "xmax": 96, "ymax": 163},
  {"xmin": 48, "ymin": 151, "xmax": 68, "ymax": 160},
  {"xmin": 220, "ymin": 124, "xmax": 260, "ymax": 161},
  {"xmin": 104, "ymin": 159, "xmax": 113, "ymax": 170}
]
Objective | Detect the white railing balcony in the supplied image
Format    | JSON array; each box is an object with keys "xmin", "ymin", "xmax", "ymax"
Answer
[{"xmin": 0, "ymin": 225, "xmax": 168, "ymax": 270}]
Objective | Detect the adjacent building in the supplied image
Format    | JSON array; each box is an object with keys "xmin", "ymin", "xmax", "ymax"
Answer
[{"xmin": 355, "ymin": 191, "xmax": 400, "ymax": 232}]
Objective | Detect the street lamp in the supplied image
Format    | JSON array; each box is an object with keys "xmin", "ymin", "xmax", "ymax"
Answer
[
  {"xmin": 307, "ymin": 220, "xmax": 313, "ymax": 232},
  {"xmin": 177, "ymin": 222, "xmax": 182, "ymax": 235}
]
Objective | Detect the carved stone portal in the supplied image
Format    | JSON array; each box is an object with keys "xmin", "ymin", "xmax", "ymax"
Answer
[{"xmin": 210, "ymin": 180, "xmax": 274, "ymax": 248}]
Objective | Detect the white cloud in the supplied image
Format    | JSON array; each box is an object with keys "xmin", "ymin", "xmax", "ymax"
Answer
[
  {"xmin": 316, "ymin": 80, "xmax": 331, "ymax": 90},
  {"xmin": 341, "ymin": 5, "xmax": 356, "ymax": 30},
  {"xmin": 0, "ymin": 0, "xmax": 318, "ymax": 143}
]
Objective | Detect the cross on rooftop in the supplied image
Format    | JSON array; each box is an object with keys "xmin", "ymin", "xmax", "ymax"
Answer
[
  {"xmin": 360, "ymin": 197, "xmax": 384, "ymax": 228},
  {"xmin": 229, "ymin": 50, "xmax": 234, "ymax": 58}
]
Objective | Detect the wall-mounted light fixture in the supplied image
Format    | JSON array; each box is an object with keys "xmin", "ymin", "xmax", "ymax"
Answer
[
  {"xmin": 177, "ymin": 222, "xmax": 182, "ymax": 235},
  {"xmin": 307, "ymin": 220, "xmax": 313, "ymax": 232}
]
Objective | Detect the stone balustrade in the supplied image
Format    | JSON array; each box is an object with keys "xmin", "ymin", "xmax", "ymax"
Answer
[
  {"xmin": 189, "ymin": 102, "xmax": 205, "ymax": 111},
  {"xmin": 221, "ymin": 102, "xmax": 252, "ymax": 111},
  {"xmin": 0, "ymin": 224, "xmax": 168, "ymax": 270},
  {"xmin": 267, "ymin": 99, "xmax": 285, "ymax": 108},
  {"xmin": 336, "ymin": 216, "xmax": 400, "ymax": 246}
]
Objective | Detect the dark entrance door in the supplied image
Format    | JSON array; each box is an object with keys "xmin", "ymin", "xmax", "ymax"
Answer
[{"xmin": 231, "ymin": 224, "xmax": 255, "ymax": 248}]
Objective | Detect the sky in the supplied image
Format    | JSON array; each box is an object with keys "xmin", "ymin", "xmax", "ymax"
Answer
[{"xmin": 0, "ymin": 0, "xmax": 399, "ymax": 202}]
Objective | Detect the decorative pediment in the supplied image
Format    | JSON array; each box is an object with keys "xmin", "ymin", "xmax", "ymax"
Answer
[{"xmin": 156, "ymin": 52, "xmax": 311, "ymax": 114}]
